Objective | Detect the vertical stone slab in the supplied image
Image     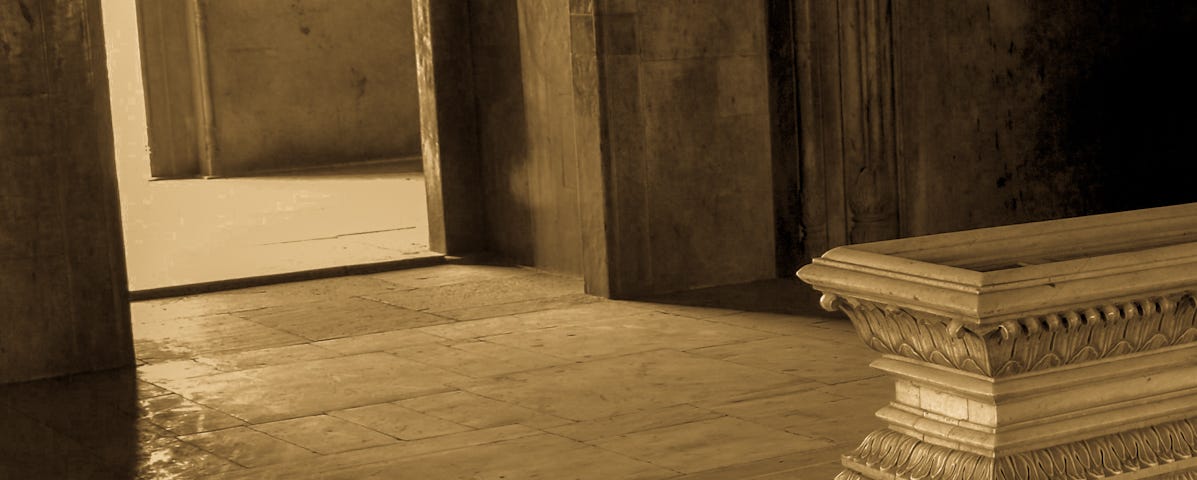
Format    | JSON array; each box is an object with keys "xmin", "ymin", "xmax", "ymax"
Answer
[
  {"xmin": 470, "ymin": 0, "xmax": 535, "ymax": 267},
  {"xmin": 596, "ymin": 3, "xmax": 654, "ymax": 297},
  {"xmin": 411, "ymin": 0, "xmax": 486, "ymax": 254},
  {"xmin": 573, "ymin": 0, "xmax": 778, "ymax": 298},
  {"xmin": 569, "ymin": 2, "xmax": 613, "ymax": 296},
  {"xmin": 0, "ymin": 0, "xmax": 133, "ymax": 383},
  {"xmin": 466, "ymin": 0, "xmax": 587, "ymax": 275}
]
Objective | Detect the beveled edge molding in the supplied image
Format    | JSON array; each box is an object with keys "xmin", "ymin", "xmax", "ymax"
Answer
[
  {"xmin": 821, "ymin": 292, "xmax": 1197, "ymax": 377},
  {"xmin": 842, "ymin": 418, "xmax": 1197, "ymax": 480}
]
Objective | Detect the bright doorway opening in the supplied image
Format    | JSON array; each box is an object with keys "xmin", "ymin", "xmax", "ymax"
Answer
[{"xmin": 101, "ymin": 0, "xmax": 436, "ymax": 294}]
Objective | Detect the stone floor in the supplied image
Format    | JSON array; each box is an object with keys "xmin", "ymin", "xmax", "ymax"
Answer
[{"xmin": 0, "ymin": 264, "xmax": 886, "ymax": 479}]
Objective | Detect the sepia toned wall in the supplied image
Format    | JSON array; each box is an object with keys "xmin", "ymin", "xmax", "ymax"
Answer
[
  {"xmin": 895, "ymin": 0, "xmax": 1197, "ymax": 237},
  {"xmin": 571, "ymin": 0, "xmax": 778, "ymax": 296},
  {"xmin": 470, "ymin": 0, "xmax": 585, "ymax": 275},
  {"xmin": 797, "ymin": 0, "xmax": 1197, "ymax": 260},
  {"xmin": 426, "ymin": 0, "xmax": 776, "ymax": 293},
  {"xmin": 136, "ymin": 0, "xmax": 421, "ymax": 177},
  {"xmin": 201, "ymin": 0, "xmax": 421, "ymax": 175},
  {"xmin": 0, "ymin": 0, "xmax": 133, "ymax": 383}
]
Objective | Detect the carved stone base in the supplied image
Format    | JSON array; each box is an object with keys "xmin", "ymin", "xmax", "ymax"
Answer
[
  {"xmin": 822, "ymin": 296, "xmax": 1197, "ymax": 479},
  {"xmin": 839, "ymin": 424, "xmax": 1197, "ymax": 480}
]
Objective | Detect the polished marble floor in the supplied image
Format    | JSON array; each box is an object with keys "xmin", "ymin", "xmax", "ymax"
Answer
[{"xmin": 0, "ymin": 264, "xmax": 885, "ymax": 479}]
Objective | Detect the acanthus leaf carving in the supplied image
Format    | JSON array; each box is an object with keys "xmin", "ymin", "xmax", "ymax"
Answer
[
  {"xmin": 830, "ymin": 292, "xmax": 1197, "ymax": 377},
  {"xmin": 842, "ymin": 418, "xmax": 1197, "ymax": 480}
]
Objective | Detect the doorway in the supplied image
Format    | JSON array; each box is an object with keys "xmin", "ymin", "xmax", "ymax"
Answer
[{"xmin": 101, "ymin": 0, "xmax": 437, "ymax": 294}]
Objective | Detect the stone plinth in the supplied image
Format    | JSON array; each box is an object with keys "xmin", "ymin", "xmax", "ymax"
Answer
[{"xmin": 797, "ymin": 204, "xmax": 1197, "ymax": 479}]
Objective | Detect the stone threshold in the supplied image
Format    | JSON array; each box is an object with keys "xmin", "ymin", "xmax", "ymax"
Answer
[{"xmin": 129, "ymin": 253, "xmax": 447, "ymax": 301}]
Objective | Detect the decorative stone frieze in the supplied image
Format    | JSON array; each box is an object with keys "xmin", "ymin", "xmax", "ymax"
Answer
[
  {"xmin": 799, "ymin": 203, "xmax": 1197, "ymax": 479},
  {"xmin": 839, "ymin": 420, "xmax": 1197, "ymax": 480},
  {"xmin": 827, "ymin": 293, "xmax": 1197, "ymax": 377}
]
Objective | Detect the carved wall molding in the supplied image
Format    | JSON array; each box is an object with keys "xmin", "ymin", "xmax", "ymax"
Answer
[
  {"xmin": 843, "ymin": 418, "xmax": 1197, "ymax": 480},
  {"xmin": 825, "ymin": 292, "xmax": 1197, "ymax": 377}
]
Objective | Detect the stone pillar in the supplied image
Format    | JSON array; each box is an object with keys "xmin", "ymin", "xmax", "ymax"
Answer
[
  {"xmin": 798, "ymin": 204, "xmax": 1197, "ymax": 479},
  {"xmin": 567, "ymin": 0, "xmax": 779, "ymax": 298},
  {"xmin": 0, "ymin": 0, "xmax": 133, "ymax": 383}
]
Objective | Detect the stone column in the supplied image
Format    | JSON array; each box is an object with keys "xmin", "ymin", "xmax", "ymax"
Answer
[
  {"xmin": 798, "ymin": 204, "xmax": 1197, "ymax": 479},
  {"xmin": 566, "ymin": 0, "xmax": 779, "ymax": 298}
]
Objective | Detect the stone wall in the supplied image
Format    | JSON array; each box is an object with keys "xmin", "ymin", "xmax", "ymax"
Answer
[
  {"xmin": 573, "ymin": 0, "xmax": 778, "ymax": 296},
  {"xmin": 798, "ymin": 0, "xmax": 1197, "ymax": 258},
  {"xmin": 203, "ymin": 0, "xmax": 421, "ymax": 175},
  {"xmin": 425, "ymin": 0, "xmax": 778, "ymax": 293},
  {"xmin": 139, "ymin": 0, "xmax": 422, "ymax": 177},
  {"xmin": 895, "ymin": 0, "xmax": 1197, "ymax": 236},
  {"xmin": 471, "ymin": 0, "xmax": 584, "ymax": 275}
]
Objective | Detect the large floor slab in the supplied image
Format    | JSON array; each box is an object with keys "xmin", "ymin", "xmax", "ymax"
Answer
[{"xmin": 160, "ymin": 353, "xmax": 470, "ymax": 423}]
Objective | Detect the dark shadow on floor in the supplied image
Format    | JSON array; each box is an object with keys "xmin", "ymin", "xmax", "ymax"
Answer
[
  {"xmin": 0, "ymin": 368, "xmax": 139, "ymax": 479},
  {"xmin": 646, "ymin": 277, "xmax": 846, "ymax": 319}
]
